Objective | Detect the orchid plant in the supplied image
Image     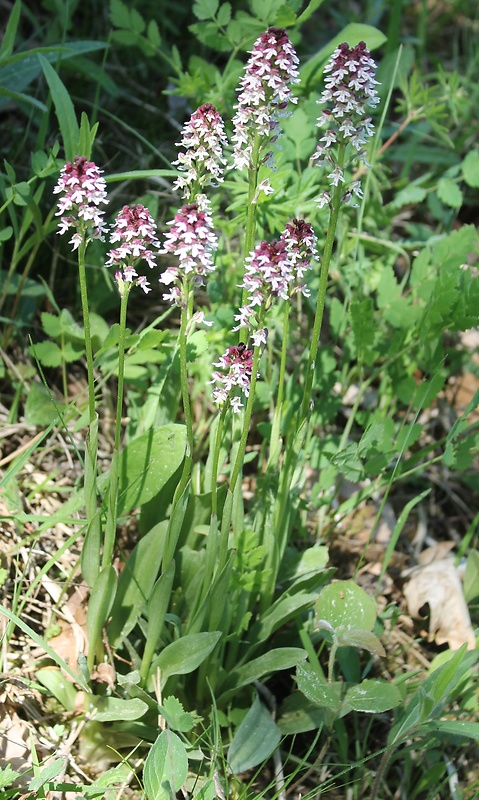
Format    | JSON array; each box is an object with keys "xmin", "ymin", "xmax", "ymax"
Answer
[{"xmin": 51, "ymin": 27, "xmax": 390, "ymax": 786}]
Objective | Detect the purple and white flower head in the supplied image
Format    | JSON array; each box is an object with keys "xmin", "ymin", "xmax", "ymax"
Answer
[
  {"xmin": 209, "ymin": 342, "xmax": 257, "ymax": 412},
  {"xmin": 53, "ymin": 155, "xmax": 108, "ymax": 250},
  {"xmin": 233, "ymin": 219, "xmax": 317, "ymax": 332},
  {"xmin": 159, "ymin": 195, "xmax": 218, "ymax": 308},
  {"xmin": 173, "ymin": 103, "xmax": 228, "ymax": 198},
  {"xmin": 313, "ymin": 41, "xmax": 379, "ymax": 208},
  {"xmin": 232, "ymin": 27, "xmax": 300, "ymax": 172},
  {"xmin": 106, "ymin": 204, "xmax": 161, "ymax": 295}
]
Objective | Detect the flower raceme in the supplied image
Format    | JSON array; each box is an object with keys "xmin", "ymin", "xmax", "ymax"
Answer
[
  {"xmin": 106, "ymin": 204, "xmax": 161, "ymax": 295},
  {"xmin": 232, "ymin": 26, "xmax": 300, "ymax": 171},
  {"xmin": 233, "ymin": 219, "xmax": 317, "ymax": 332},
  {"xmin": 159, "ymin": 197, "xmax": 218, "ymax": 308},
  {"xmin": 211, "ymin": 219, "xmax": 317, "ymax": 412},
  {"xmin": 53, "ymin": 155, "xmax": 108, "ymax": 250},
  {"xmin": 173, "ymin": 103, "xmax": 228, "ymax": 199},
  {"xmin": 313, "ymin": 41, "xmax": 380, "ymax": 209}
]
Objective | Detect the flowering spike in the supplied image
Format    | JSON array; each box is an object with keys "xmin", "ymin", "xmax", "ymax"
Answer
[
  {"xmin": 106, "ymin": 204, "xmax": 161, "ymax": 295},
  {"xmin": 173, "ymin": 103, "xmax": 228, "ymax": 198},
  {"xmin": 313, "ymin": 41, "xmax": 379, "ymax": 207},
  {"xmin": 159, "ymin": 196, "xmax": 218, "ymax": 308},
  {"xmin": 232, "ymin": 27, "xmax": 300, "ymax": 171},
  {"xmin": 209, "ymin": 342, "xmax": 256, "ymax": 412},
  {"xmin": 53, "ymin": 155, "xmax": 108, "ymax": 249}
]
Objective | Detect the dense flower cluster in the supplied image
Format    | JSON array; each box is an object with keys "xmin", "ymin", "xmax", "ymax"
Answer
[
  {"xmin": 233, "ymin": 219, "xmax": 317, "ymax": 332},
  {"xmin": 313, "ymin": 41, "xmax": 379, "ymax": 208},
  {"xmin": 231, "ymin": 27, "xmax": 300, "ymax": 171},
  {"xmin": 106, "ymin": 204, "xmax": 161, "ymax": 295},
  {"xmin": 173, "ymin": 103, "xmax": 228, "ymax": 198},
  {"xmin": 209, "ymin": 343, "xmax": 256, "ymax": 413},
  {"xmin": 159, "ymin": 197, "xmax": 218, "ymax": 307},
  {"xmin": 53, "ymin": 156, "xmax": 108, "ymax": 250}
]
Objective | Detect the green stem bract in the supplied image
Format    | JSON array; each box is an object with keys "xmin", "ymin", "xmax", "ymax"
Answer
[
  {"xmin": 102, "ymin": 287, "xmax": 130, "ymax": 569},
  {"xmin": 77, "ymin": 237, "xmax": 96, "ymax": 424},
  {"xmin": 268, "ymin": 301, "xmax": 290, "ymax": 468},
  {"xmin": 300, "ymin": 143, "xmax": 346, "ymax": 421}
]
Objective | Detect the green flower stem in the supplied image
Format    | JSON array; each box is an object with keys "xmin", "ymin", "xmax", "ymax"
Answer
[
  {"xmin": 300, "ymin": 144, "xmax": 346, "ymax": 421},
  {"xmin": 229, "ymin": 346, "xmax": 260, "ymax": 495},
  {"xmin": 102, "ymin": 287, "xmax": 130, "ymax": 569},
  {"xmin": 77, "ymin": 237, "xmax": 96, "ymax": 425},
  {"xmin": 211, "ymin": 405, "xmax": 227, "ymax": 517},
  {"xmin": 240, "ymin": 135, "xmax": 261, "ymax": 341},
  {"xmin": 218, "ymin": 345, "xmax": 261, "ymax": 562},
  {"xmin": 174, "ymin": 304, "xmax": 194, "ymax": 502}
]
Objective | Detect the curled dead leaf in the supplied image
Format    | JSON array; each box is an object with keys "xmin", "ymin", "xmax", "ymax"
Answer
[{"xmin": 404, "ymin": 557, "xmax": 477, "ymax": 651}]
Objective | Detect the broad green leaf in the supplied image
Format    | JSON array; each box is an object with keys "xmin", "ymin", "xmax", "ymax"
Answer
[
  {"xmin": 28, "ymin": 759, "xmax": 64, "ymax": 791},
  {"xmin": 140, "ymin": 560, "xmax": 176, "ymax": 684},
  {"xmin": 86, "ymin": 565, "xmax": 117, "ymax": 670},
  {"xmin": 143, "ymin": 730, "xmax": 188, "ymax": 800},
  {"xmin": 344, "ymin": 680, "xmax": 402, "ymax": 713},
  {"xmin": 247, "ymin": 592, "xmax": 317, "ymax": 648},
  {"xmin": 227, "ymin": 694, "xmax": 281, "ymax": 775},
  {"xmin": 87, "ymin": 696, "xmax": 148, "ymax": 722},
  {"xmin": 24, "ymin": 383, "xmax": 58, "ymax": 425},
  {"xmin": 108, "ymin": 520, "xmax": 168, "ymax": 646},
  {"xmin": 462, "ymin": 150, "xmax": 479, "ymax": 188},
  {"xmin": 29, "ymin": 340, "xmax": 62, "ymax": 368},
  {"xmin": 152, "ymin": 631, "xmax": 222, "ymax": 688},
  {"xmin": 315, "ymin": 580, "xmax": 377, "ymax": 632},
  {"xmin": 36, "ymin": 667, "xmax": 77, "ymax": 711},
  {"xmin": 218, "ymin": 648, "xmax": 307, "ymax": 700},
  {"xmin": 464, "ymin": 550, "xmax": 479, "ymax": 603},
  {"xmin": 38, "ymin": 55, "xmax": 79, "ymax": 161},
  {"xmin": 336, "ymin": 629, "xmax": 386, "ymax": 657},
  {"xmin": 277, "ymin": 691, "xmax": 325, "ymax": 734},
  {"xmin": 193, "ymin": 0, "xmax": 219, "ymax": 20},
  {"xmin": 296, "ymin": 663, "xmax": 342, "ymax": 711},
  {"xmin": 436, "ymin": 179, "xmax": 463, "ymax": 209},
  {"xmin": 110, "ymin": 0, "xmax": 133, "ymax": 28},
  {"xmin": 427, "ymin": 720, "xmax": 479, "ymax": 740},
  {"xmin": 118, "ymin": 424, "xmax": 186, "ymax": 514}
]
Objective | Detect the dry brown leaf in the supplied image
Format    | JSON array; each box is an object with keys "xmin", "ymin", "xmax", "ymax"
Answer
[{"xmin": 404, "ymin": 557, "xmax": 476, "ymax": 650}]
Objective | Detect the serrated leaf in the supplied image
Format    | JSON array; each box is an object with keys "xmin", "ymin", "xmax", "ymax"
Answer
[
  {"xmin": 41, "ymin": 311, "xmax": 62, "ymax": 338},
  {"xmin": 193, "ymin": 0, "xmax": 219, "ymax": 20},
  {"xmin": 436, "ymin": 179, "xmax": 462, "ymax": 209},
  {"xmin": 160, "ymin": 696, "xmax": 201, "ymax": 732},
  {"xmin": 216, "ymin": 2, "xmax": 232, "ymax": 25},
  {"xmin": 147, "ymin": 19, "xmax": 162, "ymax": 47},
  {"xmin": 462, "ymin": 150, "xmax": 479, "ymax": 188},
  {"xmin": 227, "ymin": 694, "xmax": 281, "ymax": 775},
  {"xmin": 110, "ymin": 0, "xmax": 131, "ymax": 28},
  {"xmin": 30, "ymin": 340, "xmax": 62, "ymax": 368},
  {"xmin": 144, "ymin": 730, "xmax": 188, "ymax": 800}
]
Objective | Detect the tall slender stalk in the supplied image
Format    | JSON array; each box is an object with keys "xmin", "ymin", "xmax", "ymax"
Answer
[{"xmin": 77, "ymin": 237, "xmax": 96, "ymax": 425}]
